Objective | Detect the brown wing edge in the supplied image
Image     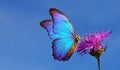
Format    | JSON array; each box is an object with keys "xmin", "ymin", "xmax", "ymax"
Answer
[
  {"xmin": 49, "ymin": 8, "xmax": 69, "ymax": 19},
  {"xmin": 40, "ymin": 20, "xmax": 52, "ymax": 27}
]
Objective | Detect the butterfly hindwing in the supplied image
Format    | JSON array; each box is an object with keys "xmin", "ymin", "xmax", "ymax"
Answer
[{"xmin": 52, "ymin": 38, "xmax": 74, "ymax": 61}]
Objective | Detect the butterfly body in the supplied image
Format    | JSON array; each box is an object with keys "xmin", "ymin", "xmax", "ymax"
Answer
[{"xmin": 40, "ymin": 8, "xmax": 80, "ymax": 61}]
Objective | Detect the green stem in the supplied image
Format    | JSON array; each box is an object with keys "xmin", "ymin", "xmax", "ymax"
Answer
[{"xmin": 97, "ymin": 57, "xmax": 101, "ymax": 70}]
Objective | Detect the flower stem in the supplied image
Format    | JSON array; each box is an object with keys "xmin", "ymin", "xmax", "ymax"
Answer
[{"xmin": 97, "ymin": 57, "xmax": 101, "ymax": 70}]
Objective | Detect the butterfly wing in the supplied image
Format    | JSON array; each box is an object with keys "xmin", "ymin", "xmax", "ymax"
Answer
[
  {"xmin": 52, "ymin": 38, "xmax": 74, "ymax": 61},
  {"xmin": 40, "ymin": 20, "xmax": 54, "ymax": 39},
  {"xmin": 40, "ymin": 8, "xmax": 77, "ymax": 61},
  {"xmin": 50, "ymin": 8, "xmax": 77, "ymax": 61},
  {"xmin": 50, "ymin": 8, "xmax": 75, "ymax": 39}
]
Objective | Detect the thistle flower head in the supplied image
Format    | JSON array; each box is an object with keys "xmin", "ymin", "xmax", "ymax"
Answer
[{"xmin": 77, "ymin": 31, "xmax": 111, "ymax": 55}]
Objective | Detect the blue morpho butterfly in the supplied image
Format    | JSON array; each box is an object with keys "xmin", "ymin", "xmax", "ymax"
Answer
[{"xmin": 40, "ymin": 8, "xmax": 80, "ymax": 61}]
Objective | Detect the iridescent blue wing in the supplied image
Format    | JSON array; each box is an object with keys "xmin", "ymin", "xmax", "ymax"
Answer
[
  {"xmin": 50, "ymin": 8, "xmax": 75, "ymax": 39},
  {"xmin": 52, "ymin": 38, "xmax": 74, "ymax": 61},
  {"xmin": 40, "ymin": 20, "xmax": 54, "ymax": 39},
  {"xmin": 40, "ymin": 8, "xmax": 77, "ymax": 61},
  {"xmin": 50, "ymin": 8, "xmax": 77, "ymax": 61}
]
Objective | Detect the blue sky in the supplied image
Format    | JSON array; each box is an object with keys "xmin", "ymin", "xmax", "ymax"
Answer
[{"xmin": 0, "ymin": 0, "xmax": 120, "ymax": 70}]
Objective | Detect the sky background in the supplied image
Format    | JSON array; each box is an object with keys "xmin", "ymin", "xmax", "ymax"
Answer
[{"xmin": 0, "ymin": 0, "xmax": 120, "ymax": 70}]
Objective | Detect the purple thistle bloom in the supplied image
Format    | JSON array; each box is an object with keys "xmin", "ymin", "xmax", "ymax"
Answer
[{"xmin": 77, "ymin": 31, "xmax": 111, "ymax": 54}]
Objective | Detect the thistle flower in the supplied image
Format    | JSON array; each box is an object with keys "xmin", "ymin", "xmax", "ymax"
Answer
[
  {"xmin": 77, "ymin": 31, "xmax": 111, "ymax": 70},
  {"xmin": 77, "ymin": 31, "xmax": 111, "ymax": 54}
]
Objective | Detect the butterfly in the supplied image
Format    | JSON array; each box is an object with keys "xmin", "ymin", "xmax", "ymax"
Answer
[{"xmin": 40, "ymin": 8, "xmax": 80, "ymax": 61}]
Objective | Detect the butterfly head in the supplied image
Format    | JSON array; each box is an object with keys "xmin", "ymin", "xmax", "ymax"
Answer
[{"xmin": 75, "ymin": 35, "xmax": 81, "ymax": 44}]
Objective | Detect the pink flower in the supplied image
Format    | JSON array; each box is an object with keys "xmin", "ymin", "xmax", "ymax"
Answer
[{"xmin": 77, "ymin": 31, "xmax": 111, "ymax": 54}]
